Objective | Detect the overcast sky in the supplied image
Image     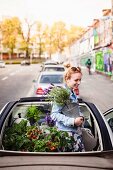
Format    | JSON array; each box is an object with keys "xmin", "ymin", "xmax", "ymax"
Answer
[{"xmin": 0, "ymin": 0, "xmax": 111, "ymax": 27}]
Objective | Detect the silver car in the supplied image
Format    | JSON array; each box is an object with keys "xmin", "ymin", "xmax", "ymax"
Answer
[
  {"xmin": 33, "ymin": 71, "xmax": 65, "ymax": 96},
  {"xmin": 42, "ymin": 64, "xmax": 65, "ymax": 72},
  {"xmin": 0, "ymin": 60, "xmax": 5, "ymax": 68}
]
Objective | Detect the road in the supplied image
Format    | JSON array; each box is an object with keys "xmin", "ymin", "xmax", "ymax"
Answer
[
  {"xmin": 0, "ymin": 64, "xmax": 41, "ymax": 109},
  {"xmin": 0, "ymin": 64, "xmax": 113, "ymax": 113}
]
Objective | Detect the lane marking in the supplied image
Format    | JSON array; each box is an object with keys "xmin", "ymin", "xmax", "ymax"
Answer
[
  {"xmin": 10, "ymin": 72, "xmax": 15, "ymax": 76},
  {"xmin": 2, "ymin": 76, "xmax": 8, "ymax": 80}
]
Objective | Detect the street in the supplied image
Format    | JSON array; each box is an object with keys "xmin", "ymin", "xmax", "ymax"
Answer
[
  {"xmin": 0, "ymin": 64, "xmax": 41, "ymax": 109},
  {"xmin": 0, "ymin": 64, "xmax": 113, "ymax": 113}
]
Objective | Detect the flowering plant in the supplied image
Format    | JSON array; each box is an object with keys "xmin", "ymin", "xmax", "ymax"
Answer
[
  {"xmin": 3, "ymin": 120, "xmax": 75, "ymax": 152},
  {"xmin": 45, "ymin": 113, "xmax": 55, "ymax": 127}
]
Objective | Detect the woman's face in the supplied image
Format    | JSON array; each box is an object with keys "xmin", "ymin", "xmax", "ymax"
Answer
[{"xmin": 66, "ymin": 72, "xmax": 82, "ymax": 90}]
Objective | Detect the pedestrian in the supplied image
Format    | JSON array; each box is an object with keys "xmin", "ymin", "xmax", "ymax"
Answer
[
  {"xmin": 85, "ymin": 58, "xmax": 92, "ymax": 75},
  {"xmin": 50, "ymin": 66, "xmax": 85, "ymax": 152}
]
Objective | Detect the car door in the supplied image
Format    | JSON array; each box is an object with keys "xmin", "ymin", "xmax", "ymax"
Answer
[{"xmin": 103, "ymin": 108, "xmax": 113, "ymax": 133}]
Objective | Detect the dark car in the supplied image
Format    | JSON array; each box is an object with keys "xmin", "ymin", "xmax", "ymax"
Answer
[
  {"xmin": 0, "ymin": 97, "xmax": 113, "ymax": 169},
  {"xmin": 21, "ymin": 60, "xmax": 30, "ymax": 65}
]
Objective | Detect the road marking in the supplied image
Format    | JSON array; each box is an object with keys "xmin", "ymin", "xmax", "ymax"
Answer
[
  {"xmin": 10, "ymin": 72, "xmax": 15, "ymax": 76},
  {"xmin": 2, "ymin": 76, "xmax": 8, "ymax": 80}
]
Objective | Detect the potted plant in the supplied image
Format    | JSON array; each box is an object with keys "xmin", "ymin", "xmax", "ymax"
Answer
[
  {"xmin": 48, "ymin": 86, "xmax": 80, "ymax": 118},
  {"xmin": 3, "ymin": 120, "xmax": 75, "ymax": 152},
  {"xmin": 48, "ymin": 86, "xmax": 70, "ymax": 106},
  {"xmin": 25, "ymin": 105, "xmax": 43, "ymax": 125}
]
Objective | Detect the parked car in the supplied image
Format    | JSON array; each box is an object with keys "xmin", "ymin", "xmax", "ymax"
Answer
[
  {"xmin": 40, "ymin": 60, "xmax": 58, "ymax": 71},
  {"xmin": 21, "ymin": 60, "xmax": 30, "ymax": 65},
  {"xmin": 33, "ymin": 71, "xmax": 65, "ymax": 96},
  {"xmin": 43, "ymin": 60, "xmax": 58, "ymax": 65},
  {"xmin": 0, "ymin": 96, "xmax": 113, "ymax": 169},
  {"xmin": 0, "ymin": 60, "xmax": 5, "ymax": 68},
  {"xmin": 42, "ymin": 64, "xmax": 65, "ymax": 72}
]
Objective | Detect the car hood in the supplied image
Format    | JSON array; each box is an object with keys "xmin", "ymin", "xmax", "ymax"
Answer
[{"xmin": 0, "ymin": 150, "xmax": 113, "ymax": 169}]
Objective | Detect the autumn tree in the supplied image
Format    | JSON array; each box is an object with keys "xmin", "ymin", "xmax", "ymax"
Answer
[
  {"xmin": 1, "ymin": 17, "xmax": 21, "ymax": 58},
  {"xmin": 51, "ymin": 21, "xmax": 67, "ymax": 53},
  {"xmin": 67, "ymin": 25, "xmax": 85, "ymax": 46},
  {"xmin": 19, "ymin": 18, "xmax": 36, "ymax": 58}
]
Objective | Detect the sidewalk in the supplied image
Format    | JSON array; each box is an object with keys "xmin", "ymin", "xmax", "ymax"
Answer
[{"xmin": 79, "ymin": 68, "xmax": 113, "ymax": 112}]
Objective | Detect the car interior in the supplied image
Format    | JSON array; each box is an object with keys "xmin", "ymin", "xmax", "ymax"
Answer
[{"xmin": 0, "ymin": 100, "xmax": 101, "ymax": 152}]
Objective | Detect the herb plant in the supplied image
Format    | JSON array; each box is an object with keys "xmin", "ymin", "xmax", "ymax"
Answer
[{"xmin": 48, "ymin": 87, "xmax": 70, "ymax": 106}]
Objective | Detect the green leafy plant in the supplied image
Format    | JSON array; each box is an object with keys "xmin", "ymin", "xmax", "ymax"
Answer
[
  {"xmin": 25, "ymin": 105, "xmax": 44, "ymax": 125},
  {"xmin": 3, "ymin": 120, "xmax": 75, "ymax": 152},
  {"xmin": 3, "ymin": 120, "xmax": 32, "ymax": 151},
  {"xmin": 48, "ymin": 87, "xmax": 70, "ymax": 106}
]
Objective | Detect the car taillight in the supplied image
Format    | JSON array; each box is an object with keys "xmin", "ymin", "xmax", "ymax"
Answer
[{"xmin": 36, "ymin": 87, "xmax": 44, "ymax": 95}]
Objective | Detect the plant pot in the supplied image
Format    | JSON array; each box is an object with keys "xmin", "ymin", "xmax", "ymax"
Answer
[{"xmin": 61, "ymin": 102, "xmax": 80, "ymax": 118}]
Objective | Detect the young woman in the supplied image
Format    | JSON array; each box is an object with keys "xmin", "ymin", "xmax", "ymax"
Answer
[{"xmin": 51, "ymin": 67, "xmax": 85, "ymax": 152}]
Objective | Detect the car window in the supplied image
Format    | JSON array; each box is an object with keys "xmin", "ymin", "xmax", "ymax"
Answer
[
  {"xmin": 104, "ymin": 109, "xmax": 113, "ymax": 132},
  {"xmin": 79, "ymin": 104, "xmax": 100, "ymax": 151},
  {"xmin": 11, "ymin": 102, "xmax": 52, "ymax": 126},
  {"xmin": 40, "ymin": 75, "xmax": 63, "ymax": 84},
  {"xmin": 44, "ymin": 67, "xmax": 65, "ymax": 72}
]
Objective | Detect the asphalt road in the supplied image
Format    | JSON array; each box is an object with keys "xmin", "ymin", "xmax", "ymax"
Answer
[
  {"xmin": 80, "ymin": 68, "xmax": 113, "ymax": 113},
  {"xmin": 0, "ymin": 64, "xmax": 113, "ymax": 113},
  {"xmin": 0, "ymin": 64, "xmax": 42, "ymax": 110}
]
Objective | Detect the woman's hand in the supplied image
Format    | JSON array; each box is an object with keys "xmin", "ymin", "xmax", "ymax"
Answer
[{"xmin": 74, "ymin": 117, "xmax": 84, "ymax": 126}]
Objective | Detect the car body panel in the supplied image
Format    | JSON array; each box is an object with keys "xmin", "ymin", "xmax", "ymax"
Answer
[{"xmin": 0, "ymin": 150, "xmax": 113, "ymax": 169}]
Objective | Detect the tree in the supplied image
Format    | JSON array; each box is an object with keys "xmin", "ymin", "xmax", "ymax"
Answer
[
  {"xmin": 51, "ymin": 21, "xmax": 67, "ymax": 53},
  {"xmin": 67, "ymin": 25, "xmax": 85, "ymax": 46},
  {"xmin": 35, "ymin": 21, "xmax": 47, "ymax": 58},
  {"xmin": 19, "ymin": 18, "xmax": 36, "ymax": 58},
  {"xmin": 1, "ymin": 17, "xmax": 21, "ymax": 58}
]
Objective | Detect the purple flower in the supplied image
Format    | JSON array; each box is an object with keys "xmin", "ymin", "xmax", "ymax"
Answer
[{"xmin": 45, "ymin": 113, "xmax": 55, "ymax": 127}]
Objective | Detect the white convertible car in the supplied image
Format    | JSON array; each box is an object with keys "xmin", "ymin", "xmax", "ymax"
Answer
[{"xmin": 0, "ymin": 97, "xmax": 113, "ymax": 169}]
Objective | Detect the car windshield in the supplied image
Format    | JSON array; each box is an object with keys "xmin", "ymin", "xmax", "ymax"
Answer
[
  {"xmin": 11, "ymin": 102, "xmax": 52, "ymax": 126},
  {"xmin": 40, "ymin": 75, "xmax": 63, "ymax": 83}
]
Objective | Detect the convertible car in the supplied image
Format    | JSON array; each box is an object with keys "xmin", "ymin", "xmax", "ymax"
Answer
[{"xmin": 0, "ymin": 97, "xmax": 113, "ymax": 169}]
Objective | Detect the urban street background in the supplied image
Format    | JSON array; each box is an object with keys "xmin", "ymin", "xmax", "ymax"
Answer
[{"xmin": 0, "ymin": 64, "xmax": 113, "ymax": 113}]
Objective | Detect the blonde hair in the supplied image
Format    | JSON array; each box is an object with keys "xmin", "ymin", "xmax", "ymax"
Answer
[{"xmin": 64, "ymin": 67, "xmax": 82, "ymax": 81}]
